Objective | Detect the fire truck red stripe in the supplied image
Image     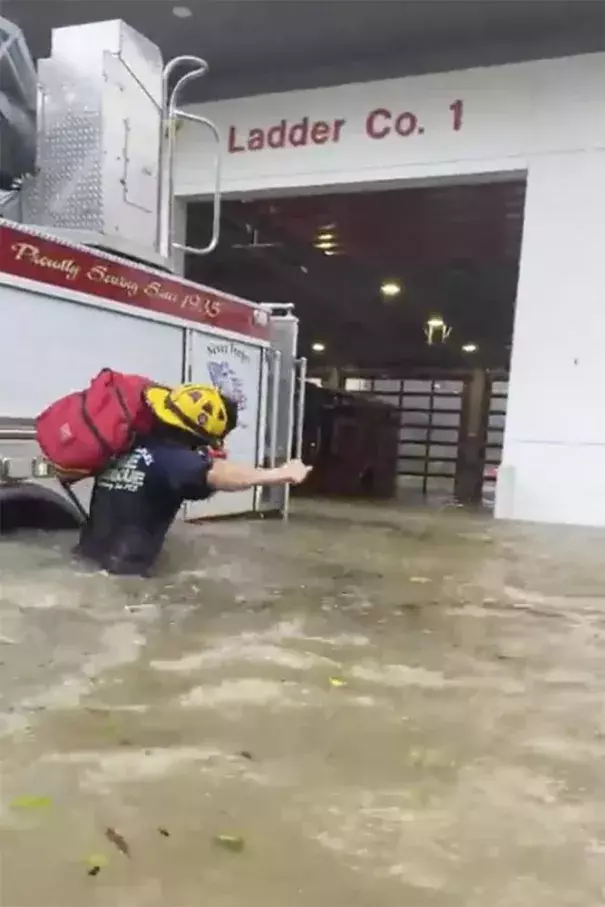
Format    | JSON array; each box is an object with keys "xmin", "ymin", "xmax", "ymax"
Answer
[{"xmin": 0, "ymin": 224, "xmax": 269, "ymax": 340}]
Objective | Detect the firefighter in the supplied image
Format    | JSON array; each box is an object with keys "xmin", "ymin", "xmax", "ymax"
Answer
[{"xmin": 75, "ymin": 383, "xmax": 311, "ymax": 576}]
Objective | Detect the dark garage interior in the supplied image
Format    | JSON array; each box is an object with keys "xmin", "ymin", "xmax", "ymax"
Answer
[
  {"xmin": 185, "ymin": 180, "xmax": 525, "ymax": 505},
  {"xmin": 185, "ymin": 180, "xmax": 526, "ymax": 371}
]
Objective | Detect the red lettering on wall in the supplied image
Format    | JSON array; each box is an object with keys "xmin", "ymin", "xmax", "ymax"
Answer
[
  {"xmin": 290, "ymin": 117, "xmax": 310, "ymax": 147},
  {"xmin": 310, "ymin": 120, "xmax": 330, "ymax": 144},
  {"xmin": 450, "ymin": 99, "xmax": 464, "ymax": 132},
  {"xmin": 365, "ymin": 101, "xmax": 463, "ymax": 140},
  {"xmin": 228, "ymin": 102, "xmax": 464, "ymax": 152},
  {"xmin": 228, "ymin": 126, "xmax": 245, "ymax": 153},
  {"xmin": 366, "ymin": 108, "xmax": 392, "ymax": 139},
  {"xmin": 332, "ymin": 118, "xmax": 345, "ymax": 142},
  {"xmin": 249, "ymin": 128, "xmax": 264, "ymax": 151},
  {"xmin": 226, "ymin": 117, "xmax": 347, "ymax": 153},
  {"xmin": 394, "ymin": 111, "xmax": 418, "ymax": 137},
  {"xmin": 267, "ymin": 120, "xmax": 286, "ymax": 149},
  {"xmin": 366, "ymin": 108, "xmax": 420, "ymax": 139}
]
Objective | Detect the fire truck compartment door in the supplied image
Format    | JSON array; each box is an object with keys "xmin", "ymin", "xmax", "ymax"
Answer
[
  {"xmin": 0, "ymin": 283, "xmax": 185, "ymax": 418},
  {"xmin": 185, "ymin": 330, "xmax": 266, "ymax": 520}
]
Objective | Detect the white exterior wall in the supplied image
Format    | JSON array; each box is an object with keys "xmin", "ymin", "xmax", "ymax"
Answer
[
  {"xmin": 175, "ymin": 53, "xmax": 605, "ymax": 196},
  {"xmin": 174, "ymin": 52, "xmax": 605, "ymax": 527},
  {"xmin": 495, "ymin": 149, "xmax": 605, "ymax": 526}
]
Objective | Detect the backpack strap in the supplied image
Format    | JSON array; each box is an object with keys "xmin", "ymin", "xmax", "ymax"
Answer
[
  {"xmin": 80, "ymin": 389, "xmax": 113, "ymax": 457},
  {"xmin": 59, "ymin": 479, "xmax": 89, "ymax": 524}
]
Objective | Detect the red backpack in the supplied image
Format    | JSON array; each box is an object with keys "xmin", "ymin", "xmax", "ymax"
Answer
[{"xmin": 36, "ymin": 368, "xmax": 155, "ymax": 481}]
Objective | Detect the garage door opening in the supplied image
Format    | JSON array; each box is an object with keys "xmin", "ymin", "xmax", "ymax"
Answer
[
  {"xmin": 185, "ymin": 177, "xmax": 526, "ymax": 510},
  {"xmin": 0, "ymin": 484, "xmax": 84, "ymax": 533}
]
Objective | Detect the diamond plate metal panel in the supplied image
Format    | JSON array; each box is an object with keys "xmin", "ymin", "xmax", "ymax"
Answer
[
  {"xmin": 22, "ymin": 57, "xmax": 104, "ymax": 231},
  {"xmin": 21, "ymin": 20, "xmax": 162, "ymax": 254}
]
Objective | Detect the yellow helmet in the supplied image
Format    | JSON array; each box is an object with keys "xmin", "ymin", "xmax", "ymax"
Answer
[{"xmin": 145, "ymin": 383, "xmax": 229, "ymax": 441}]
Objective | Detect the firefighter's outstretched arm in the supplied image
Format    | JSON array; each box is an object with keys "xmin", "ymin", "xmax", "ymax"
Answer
[{"xmin": 208, "ymin": 459, "xmax": 311, "ymax": 492}]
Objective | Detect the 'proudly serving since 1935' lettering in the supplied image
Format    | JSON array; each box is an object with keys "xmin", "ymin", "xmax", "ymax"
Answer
[{"xmin": 0, "ymin": 224, "xmax": 269, "ymax": 340}]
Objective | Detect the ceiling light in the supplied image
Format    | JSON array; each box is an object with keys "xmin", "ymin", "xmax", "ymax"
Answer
[
  {"xmin": 312, "ymin": 342, "xmax": 326, "ymax": 353},
  {"xmin": 462, "ymin": 343, "xmax": 478, "ymax": 353},
  {"xmin": 172, "ymin": 5, "xmax": 193, "ymax": 18},
  {"xmin": 315, "ymin": 240, "xmax": 337, "ymax": 250},
  {"xmin": 427, "ymin": 316, "xmax": 445, "ymax": 329},
  {"xmin": 380, "ymin": 280, "xmax": 401, "ymax": 298}
]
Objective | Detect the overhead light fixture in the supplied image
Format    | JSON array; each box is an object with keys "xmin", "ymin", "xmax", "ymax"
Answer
[
  {"xmin": 425, "ymin": 315, "xmax": 451, "ymax": 346},
  {"xmin": 380, "ymin": 280, "xmax": 401, "ymax": 298},
  {"xmin": 462, "ymin": 343, "xmax": 478, "ymax": 353},
  {"xmin": 172, "ymin": 5, "xmax": 193, "ymax": 18},
  {"xmin": 315, "ymin": 239, "xmax": 337, "ymax": 250},
  {"xmin": 312, "ymin": 342, "xmax": 326, "ymax": 353}
]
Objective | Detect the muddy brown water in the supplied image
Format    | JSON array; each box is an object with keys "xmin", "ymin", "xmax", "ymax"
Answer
[{"xmin": 1, "ymin": 499, "xmax": 605, "ymax": 906}]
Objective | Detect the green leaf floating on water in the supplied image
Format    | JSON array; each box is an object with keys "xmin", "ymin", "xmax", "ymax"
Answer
[
  {"xmin": 328, "ymin": 676, "xmax": 347, "ymax": 688},
  {"xmin": 10, "ymin": 795, "xmax": 52, "ymax": 810},
  {"xmin": 214, "ymin": 834, "xmax": 245, "ymax": 853},
  {"xmin": 85, "ymin": 853, "xmax": 109, "ymax": 869}
]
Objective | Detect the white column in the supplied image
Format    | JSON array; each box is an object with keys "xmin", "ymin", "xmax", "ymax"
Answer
[{"xmin": 496, "ymin": 149, "xmax": 605, "ymax": 526}]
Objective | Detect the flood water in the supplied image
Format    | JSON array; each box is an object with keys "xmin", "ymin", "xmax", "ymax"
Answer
[{"xmin": 2, "ymin": 499, "xmax": 605, "ymax": 906}]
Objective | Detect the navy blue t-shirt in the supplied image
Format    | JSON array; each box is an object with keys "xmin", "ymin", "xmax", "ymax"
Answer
[{"xmin": 76, "ymin": 440, "xmax": 214, "ymax": 576}]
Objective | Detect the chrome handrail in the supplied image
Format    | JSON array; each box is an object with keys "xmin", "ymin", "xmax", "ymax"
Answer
[
  {"xmin": 267, "ymin": 349, "xmax": 282, "ymax": 468},
  {"xmin": 294, "ymin": 357, "xmax": 308, "ymax": 460},
  {"xmin": 159, "ymin": 55, "xmax": 222, "ymax": 263},
  {"xmin": 0, "ymin": 428, "xmax": 37, "ymax": 441}
]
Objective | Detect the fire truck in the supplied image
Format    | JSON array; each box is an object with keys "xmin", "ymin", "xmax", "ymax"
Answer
[{"xmin": 0, "ymin": 17, "xmax": 306, "ymax": 531}]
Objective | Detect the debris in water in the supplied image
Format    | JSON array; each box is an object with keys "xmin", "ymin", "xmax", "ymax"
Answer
[
  {"xmin": 158, "ymin": 827, "xmax": 171, "ymax": 837},
  {"xmin": 410, "ymin": 576, "xmax": 431, "ymax": 584},
  {"xmin": 85, "ymin": 853, "xmax": 109, "ymax": 876},
  {"xmin": 239, "ymin": 750, "xmax": 254, "ymax": 760},
  {"xmin": 105, "ymin": 827, "xmax": 130, "ymax": 857},
  {"xmin": 214, "ymin": 834, "xmax": 245, "ymax": 853},
  {"xmin": 85, "ymin": 853, "xmax": 108, "ymax": 875},
  {"xmin": 329, "ymin": 676, "xmax": 347, "ymax": 688},
  {"xmin": 10, "ymin": 795, "xmax": 52, "ymax": 811}
]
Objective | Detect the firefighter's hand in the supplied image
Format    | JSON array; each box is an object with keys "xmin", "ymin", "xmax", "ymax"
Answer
[{"xmin": 281, "ymin": 459, "xmax": 312, "ymax": 485}]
